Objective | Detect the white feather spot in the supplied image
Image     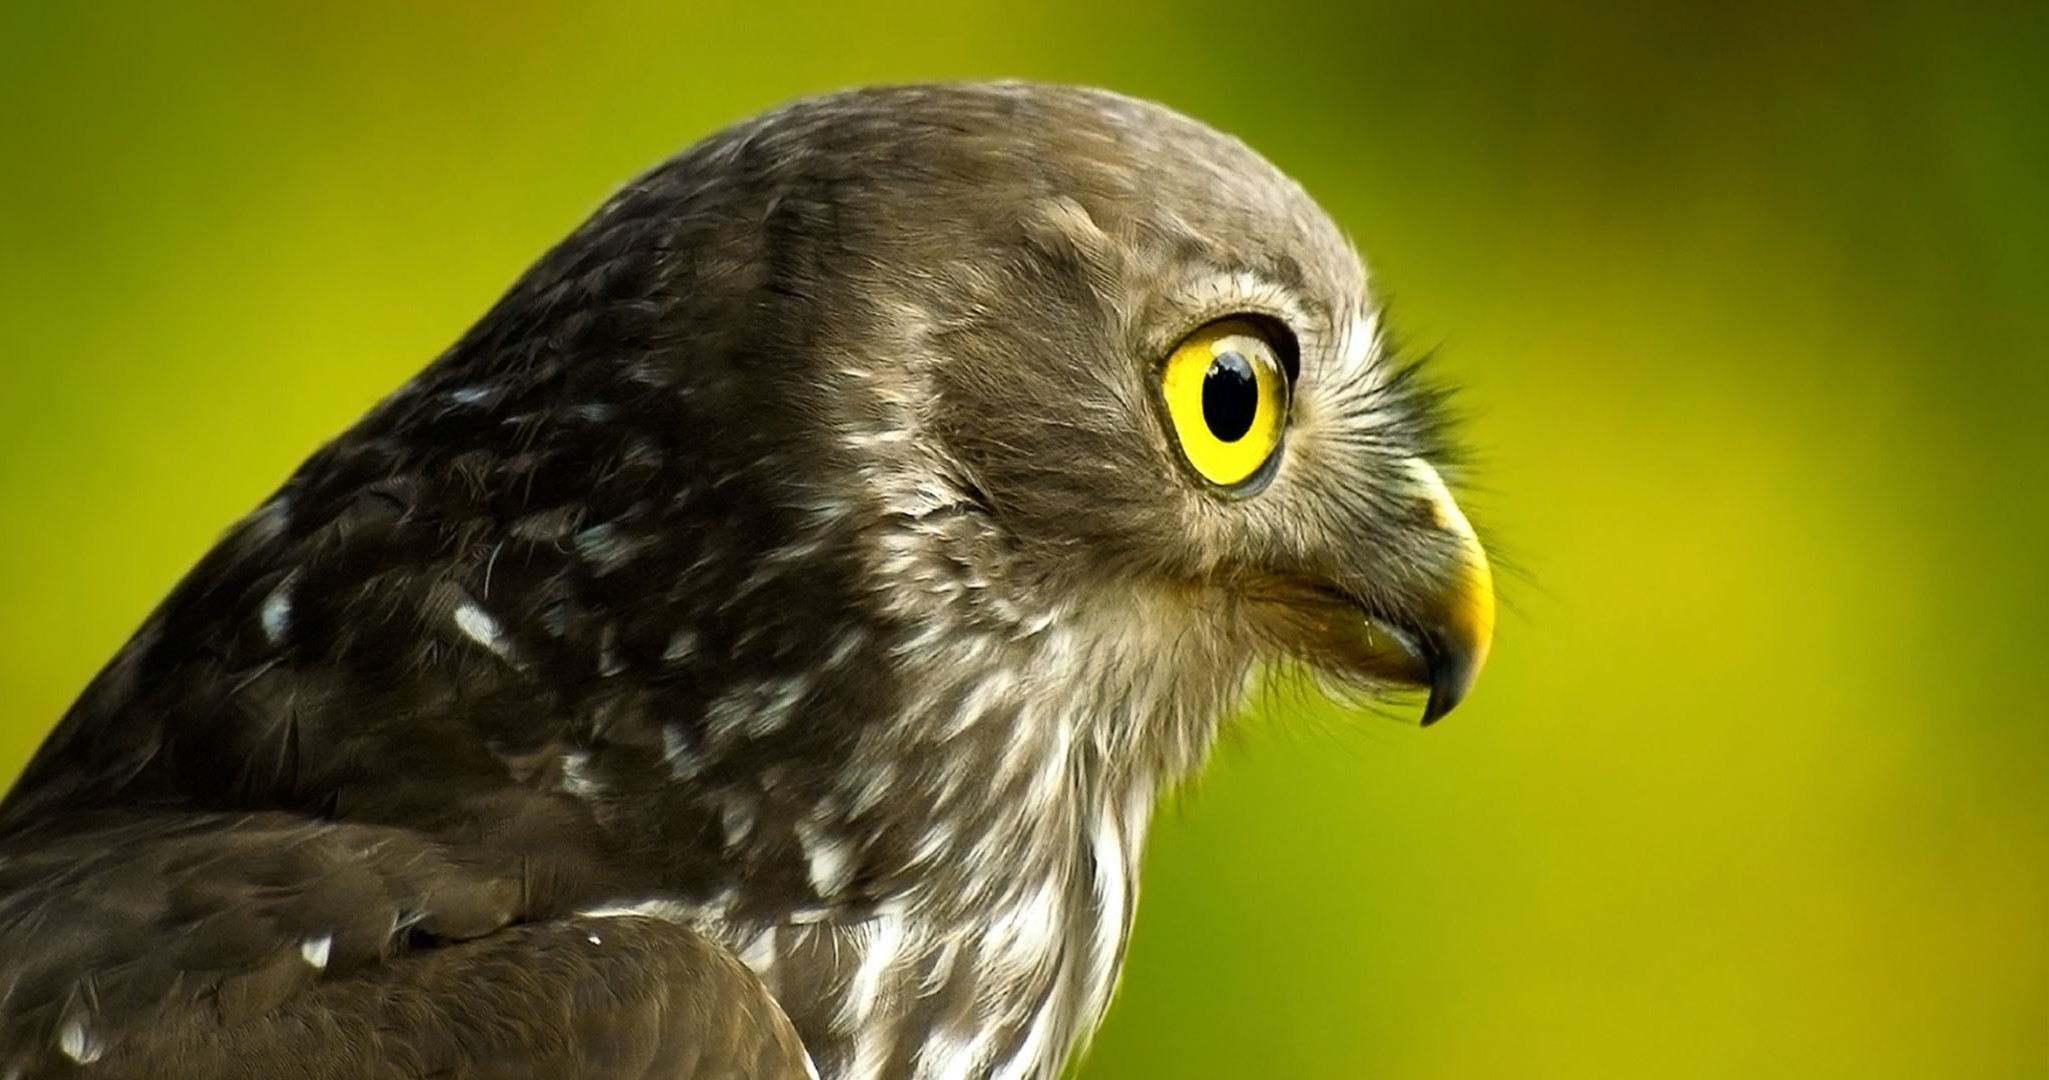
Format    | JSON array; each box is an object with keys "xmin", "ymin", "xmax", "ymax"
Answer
[
  {"xmin": 824, "ymin": 627, "xmax": 866, "ymax": 670},
  {"xmin": 990, "ymin": 999, "xmax": 1060, "ymax": 1080},
  {"xmin": 57, "ymin": 1019, "xmax": 102, "ymax": 1065},
  {"xmin": 245, "ymin": 495, "xmax": 292, "ymax": 544},
  {"xmin": 1122, "ymin": 784, "xmax": 1154, "ymax": 853},
  {"xmin": 909, "ymin": 818, "xmax": 956, "ymax": 867},
  {"xmin": 947, "ymin": 669, "xmax": 1016, "ymax": 737},
  {"xmin": 737, "ymin": 927, "xmax": 777, "ymax": 976},
  {"xmin": 835, "ymin": 912, "xmax": 905, "ymax": 1031},
  {"xmin": 732, "ymin": 565, "xmax": 780, "ymax": 601},
  {"xmin": 703, "ymin": 694, "xmax": 751, "ymax": 740},
  {"xmin": 1341, "ymin": 306, "xmax": 1384, "ymax": 381},
  {"xmin": 1026, "ymin": 715, "xmax": 1072, "ymax": 807},
  {"xmin": 662, "ymin": 628, "xmax": 701, "ymax": 664},
  {"xmin": 766, "ymin": 534, "xmax": 828, "ymax": 565},
  {"xmin": 786, "ymin": 904, "xmax": 835, "ymax": 925},
  {"xmin": 596, "ymin": 622, "xmax": 624, "ymax": 677},
  {"xmin": 913, "ymin": 1022, "xmax": 990, "ymax": 1080},
  {"xmin": 718, "ymin": 792, "xmax": 758, "ymax": 849},
  {"xmin": 574, "ymin": 522, "xmax": 646, "ymax": 576},
  {"xmin": 580, "ymin": 898, "xmax": 697, "ymax": 922},
  {"xmin": 661, "ymin": 725, "xmax": 703, "ymax": 782},
  {"xmin": 620, "ymin": 437, "xmax": 663, "ymax": 468},
  {"xmin": 794, "ymin": 817, "xmax": 855, "ymax": 898},
  {"xmin": 453, "ymin": 601, "xmax": 513, "ymax": 660},
  {"xmin": 1081, "ymin": 805, "xmax": 1134, "ymax": 1022},
  {"xmin": 558, "ymin": 751, "xmax": 602, "ymax": 800},
  {"xmin": 299, "ymin": 932, "xmax": 333, "ymax": 970},
  {"xmin": 258, "ymin": 571, "xmax": 298, "ymax": 644},
  {"xmin": 916, "ymin": 935, "xmax": 960, "ymax": 998},
  {"xmin": 986, "ymin": 877, "xmax": 1062, "ymax": 978},
  {"xmin": 846, "ymin": 758, "xmax": 899, "ymax": 816}
]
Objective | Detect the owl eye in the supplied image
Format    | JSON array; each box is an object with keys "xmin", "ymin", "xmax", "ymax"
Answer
[{"xmin": 1160, "ymin": 318, "xmax": 1291, "ymax": 489}]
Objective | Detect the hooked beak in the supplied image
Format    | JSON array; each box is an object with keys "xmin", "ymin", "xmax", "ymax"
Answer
[
  {"xmin": 1311, "ymin": 458, "xmax": 1495, "ymax": 725},
  {"xmin": 1402, "ymin": 458, "xmax": 1494, "ymax": 724}
]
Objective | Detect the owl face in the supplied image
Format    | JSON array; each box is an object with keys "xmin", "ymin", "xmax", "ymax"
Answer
[{"xmin": 793, "ymin": 86, "xmax": 1494, "ymax": 725}]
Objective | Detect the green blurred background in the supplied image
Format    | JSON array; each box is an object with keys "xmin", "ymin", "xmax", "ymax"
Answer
[{"xmin": 2, "ymin": 1, "xmax": 2043, "ymax": 1075}]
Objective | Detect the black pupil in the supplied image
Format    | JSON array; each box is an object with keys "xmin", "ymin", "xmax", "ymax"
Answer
[{"xmin": 1201, "ymin": 351, "xmax": 1259, "ymax": 442}]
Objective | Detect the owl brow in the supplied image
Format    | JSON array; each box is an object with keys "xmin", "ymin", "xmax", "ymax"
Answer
[{"xmin": 1149, "ymin": 266, "xmax": 1316, "ymax": 361}]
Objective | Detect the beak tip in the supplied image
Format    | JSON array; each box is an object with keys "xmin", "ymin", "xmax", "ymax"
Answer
[
  {"xmin": 1426, "ymin": 684, "xmax": 1458, "ymax": 725},
  {"xmin": 1417, "ymin": 642, "xmax": 1482, "ymax": 727}
]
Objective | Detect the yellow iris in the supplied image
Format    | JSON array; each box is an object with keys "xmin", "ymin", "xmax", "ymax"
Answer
[{"xmin": 1159, "ymin": 319, "xmax": 1290, "ymax": 488}]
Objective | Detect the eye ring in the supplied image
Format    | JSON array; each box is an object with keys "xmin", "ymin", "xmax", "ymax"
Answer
[{"xmin": 1158, "ymin": 318, "xmax": 1292, "ymax": 491}]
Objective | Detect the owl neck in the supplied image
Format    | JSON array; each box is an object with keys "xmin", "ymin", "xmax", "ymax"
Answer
[
  {"xmin": 668, "ymin": 574, "xmax": 1249, "ymax": 1079},
  {"xmin": 682, "ymin": 682, "xmax": 1156, "ymax": 1079}
]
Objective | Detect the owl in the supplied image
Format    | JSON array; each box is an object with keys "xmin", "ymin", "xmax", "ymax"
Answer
[{"xmin": 0, "ymin": 82, "xmax": 1491, "ymax": 1079}]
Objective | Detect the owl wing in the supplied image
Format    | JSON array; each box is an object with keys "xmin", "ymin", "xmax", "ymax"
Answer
[{"xmin": 0, "ymin": 813, "xmax": 812, "ymax": 1079}]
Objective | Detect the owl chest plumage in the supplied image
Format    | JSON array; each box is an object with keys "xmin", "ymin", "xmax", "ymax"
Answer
[
  {"xmin": 574, "ymin": 602, "xmax": 1191, "ymax": 1078},
  {"xmin": 690, "ymin": 784, "xmax": 1147, "ymax": 1080},
  {"xmin": 586, "ymin": 700, "xmax": 1154, "ymax": 1080}
]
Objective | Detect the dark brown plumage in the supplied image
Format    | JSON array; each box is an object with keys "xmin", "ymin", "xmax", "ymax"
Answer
[{"xmin": 0, "ymin": 82, "xmax": 1492, "ymax": 1078}]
